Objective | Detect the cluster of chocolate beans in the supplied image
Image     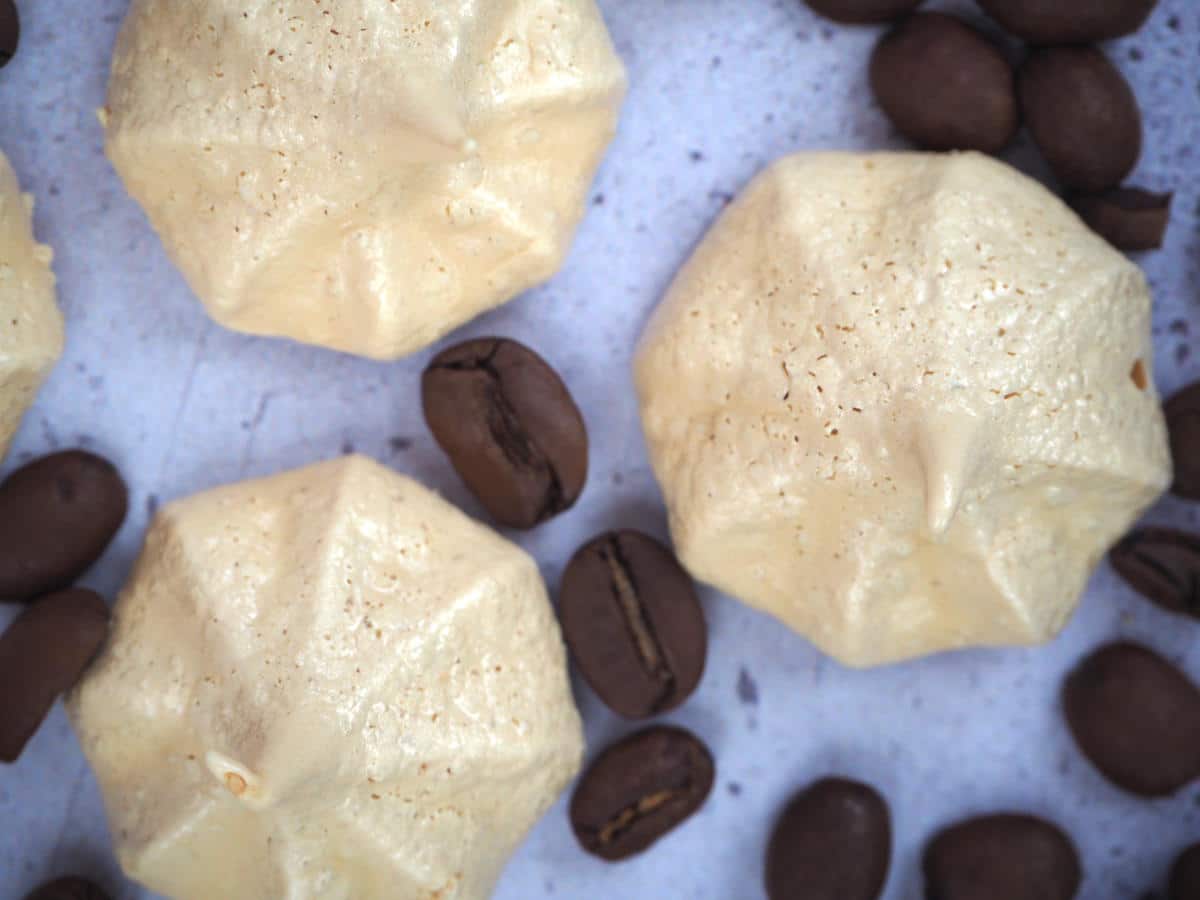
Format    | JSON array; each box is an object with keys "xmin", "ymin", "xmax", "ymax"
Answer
[
  {"xmin": 1, "ymin": 450, "xmax": 127, "ymax": 900},
  {"xmin": 806, "ymin": 0, "xmax": 1172, "ymax": 253},
  {"xmin": 421, "ymin": 337, "xmax": 717, "ymax": 858}
]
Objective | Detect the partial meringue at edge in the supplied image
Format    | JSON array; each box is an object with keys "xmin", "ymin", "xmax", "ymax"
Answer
[
  {"xmin": 635, "ymin": 151, "xmax": 1170, "ymax": 667},
  {"xmin": 104, "ymin": 0, "xmax": 627, "ymax": 359},
  {"xmin": 70, "ymin": 455, "xmax": 584, "ymax": 900},
  {"xmin": 0, "ymin": 150, "xmax": 62, "ymax": 463}
]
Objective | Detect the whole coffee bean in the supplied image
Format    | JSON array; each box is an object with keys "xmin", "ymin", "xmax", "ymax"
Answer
[
  {"xmin": 1165, "ymin": 381, "xmax": 1200, "ymax": 500},
  {"xmin": 870, "ymin": 14, "xmax": 1018, "ymax": 154},
  {"xmin": 1110, "ymin": 528, "xmax": 1200, "ymax": 620},
  {"xmin": 1070, "ymin": 187, "xmax": 1171, "ymax": 252},
  {"xmin": 1170, "ymin": 844, "xmax": 1200, "ymax": 900},
  {"xmin": 0, "ymin": 589, "xmax": 109, "ymax": 762},
  {"xmin": 1062, "ymin": 642, "xmax": 1200, "ymax": 796},
  {"xmin": 0, "ymin": 0, "xmax": 17, "ymax": 68},
  {"xmin": 976, "ymin": 0, "xmax": 1158, "ymax": 45},
  {"xmin": 422, "ymin": 338, "xmax": 587, "ymax": 530},
  {"xmin": 803, "ymin": 0, "xmax": 924, "ymax": 25},
  {"xmin": 570, "ymin": 726, "xmax": 714, "ymax": 861},
  {"xmin": 765, "ymin": 778, "xmax": 891, "ymax": 900},
  {"xmin": 1019, "ymin": 47, "xmax": 1142, "ymax": 192},
  {"xmin": 0, "ymin": 451, "xmax": 128, "ymax": 603},
  {"xmin": 24, "ymin": 877, "xmax": 111, "ymax": 900},
  {"xmin": 559, "ymin": 530, "xmax": 706, "ymax": 719},
  {"xmin": 923, "ymin": 814, "xmax": 1081, "ymax": 900}
]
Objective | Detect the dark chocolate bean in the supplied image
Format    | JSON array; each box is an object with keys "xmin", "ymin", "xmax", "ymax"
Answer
[
  {"xmin": 422, "ymin": 338, "xmax": 587, "ymax": 529},
  {"xmin": 976, "ymin": 0, "xmax": 1158, "ymax": 45},
  {"xmin": 0, "ymin": 589, "xmax": 109, "ymax": 763},
  {"xmin": 870, "ymin": 13, "xmax": 1018, "ymax": 153},
  {"xmin": 1019, "ymin": 46, "xmax": 1142, "ymax": 192},
  {"xmin": 1165, "ymin": 381, "xmax": 1200, "ymax": 500},
  {"xmin": 922, "ymin": 813, "xmax": 1081, "ymax": 900},
  {"xmin": 570, "ymin": 726, "xmax": 714, "ymax": 861},
  {"xmin": 0, "ymin": 451, "xmax": 128, "ymax": 603},
  {"xmin": 559, "ymin": 530, "xmax": 706, "ymax": 719},
  {"xmin": 1110, "ymin": 528, "xmax": 1200, "ymax": 620},
  {"xmin": 1070, "ymin": 187, "xmax": 1171, "ymax": 252},
  {"xmin": 1062, "ymin": 642, "xmax": 1200, "ymax": 796},
  {"xmin": 24, "ymin": 877, "xmax": 111, "ymax": 900},
  {"xmin": 765, "ymin": 777, "xmax": 891, "ymax": 900},
  {"xmin": 1170, "ymin": 844, "xmax": 1200, "ymax": 900},
  {"xmin": 0, "ymin": 0, "xmax": 17, "ymax": 68},
  {"xmin": 803, "ymin": 0, "xmax": 924, "ymax": 25}
]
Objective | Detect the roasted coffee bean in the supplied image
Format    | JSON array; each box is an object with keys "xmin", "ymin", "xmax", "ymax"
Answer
[
  {"xmin": 570, "ymin": 726, "xmax": 714, "ymax": 861},
  {"xmin": 0, "ymin": 0, "xmax": 17, "ymax": 68},
  {"xmin": 0, "ymin": 589, "xmax": 109, "ymax": 762},
  {"xmin": 1170, "ymin": 844, "xmax": 1200, "ymax": 900},
  {"xmin": 0, "ymin": 451, "xmax": 128, "ymax": 603},
  {"xmin": 1070, "ymin": 187, "xmax": 1171, "ymax": 252},
  {"xmin": 559, "ymin": 530, "xmax": 706, "ymax": 719},
  {"xmin": 923, "ymin": 813, "xmax": 1081, "ymax": 900},
  {"xmin": 1019, "ymin": 47, "xmax": 1142, "ymax": 192},
  {"xmin": 24, "ymin": 877, "xmax": 111, "ymax": 900},
  {"xmin": 1165, "ymin": 381, "xmax": 1200, "ymax": 500},
  {"xmin": 422, "ymin": 338, "xmax": 587, "ymax": 530},
  {"xmin": 1062, "ymin": 642, "xmax": 1200, "ymax": 796},
  {"xmin": 803, "ymin": 0, "xmax": 924, "ymax": 25},
  {"xmin": 765, "ymin": 778, "xmax": 891, "ymax": 900},
  {"xmin": 870, "ymin": 14, "xmax": 1018, "ymax": 154},
  {"xmin": 1110, "ymin": 528, "xmax": 1200, "ymax": 620},
  {"xmin": 976, "ymin": 0, "xmax": 1158, "ymax": 45}
]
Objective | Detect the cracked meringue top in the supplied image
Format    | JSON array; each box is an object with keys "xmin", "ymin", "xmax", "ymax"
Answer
[
  {"xmin": 635, "ymin": 151, "xmax": 1170, "ymax": 667},
  {"xmin": 70, "ymin": 455, "xmax": 584, "ymax": 899},
  {"xmin": 104, "ymin": 0, "xmax": 626, "ymax": 359}
]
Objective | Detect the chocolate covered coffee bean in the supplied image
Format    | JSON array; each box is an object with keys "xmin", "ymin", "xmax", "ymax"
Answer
[
  {"xmin": 870, "ymin": 13, "xmax": 1018, "ymax": 153},
  {"xmin": 923, "ymin": 814, "xmax": 1081, "ymax": 900},
  {"xmin": 0, "ymin": 451, "xmax": 128, "ymax": 604},
  {"xmin": 1019, "ymin": 47, "xmax": 1141, "ymax": 192},
  {"xmin": 765, "ymin": 778, "xmax": 891, "ymax": 900},
  {"xmin": 0, "ymin": 589, "xmax": 110, "ymax": 762},
  {"xmin": 804, "ymin": 0, "xmax": 923, "ymax": 25},
  {"xmin": 1063, "ymin": 642, "xmax": 1200, "ymax": 796},
  {"xmin": 1165, "ymin": 381, "xmax": 1200, "ymax": 500},
  {"xmin": 976, "ymin": 0, "xmax": 1158, "ymax": 45},
  {"xmin": 1070, "ymin": 187, "xmax": 1171, "ymax": 252}
]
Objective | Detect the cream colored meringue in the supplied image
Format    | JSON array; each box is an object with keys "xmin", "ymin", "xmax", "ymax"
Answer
[
  {"xmin": 104, "ymin": 0, "xmax": 626, "ymax": 359},
  {"xmin": 0, "ymin": 151, "xmax": 62, "ymax": 462},
  {"xmin": 70, "ymin": 455, "xmax": 583, "ymax": 900},
  {"xmin": 635, "ymin": 151, "xmax": 1170, "ymax": 667}
]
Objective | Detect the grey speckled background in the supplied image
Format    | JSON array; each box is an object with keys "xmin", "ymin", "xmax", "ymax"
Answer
[{"xmin": 1, "ymin": 0, "xmax": 1198, "ymax": 898}]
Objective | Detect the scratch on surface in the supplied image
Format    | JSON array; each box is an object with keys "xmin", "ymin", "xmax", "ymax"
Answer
[
  {"xmin": 155, "ymin": 324, "xmax": 214, "ymax": 483},
  {"xmin": 238, "ymin": 391, "xmax": 278, "ymax": 476}
]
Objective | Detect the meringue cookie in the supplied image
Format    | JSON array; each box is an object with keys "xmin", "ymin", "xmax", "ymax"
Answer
[
  {"xmin": 70, "ymin": 455, "xmax": 583, "ymax": 900},
  {"xmin": 635, "ymin": 151, "xmax": 1170, "ymax": 667},
  {"xmin": 0, "ymin": 151, "xmax": 62, "ymax": 462},
  {"xmin": 104, "ymin": 0, "xmax": 626, "ymax": 359}
]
